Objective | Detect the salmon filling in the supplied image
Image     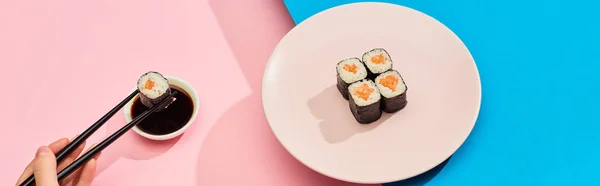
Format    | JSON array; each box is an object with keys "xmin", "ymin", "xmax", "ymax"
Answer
[
  {"xmin": 144, "ymin": 80, "xmax": 155, "ymax": 90},
  {"xmin": 343, "ymin": 64, "xmax": 358, "ymax": 74},
  {"xmin": 354, "ymin": 83, "xmax": 374, "ymax": 101},
  {"xmin": 379, "ymin": 74, "xmax": 398, "ymax": 91},
  {"xmin": 370, "ymin": 54, "xmax": 387, "ymax": 64}
]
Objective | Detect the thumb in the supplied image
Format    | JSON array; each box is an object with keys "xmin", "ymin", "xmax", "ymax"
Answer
[{"xmin": 31, "ymin": 146, "xmax": 60, "ymax": 186}]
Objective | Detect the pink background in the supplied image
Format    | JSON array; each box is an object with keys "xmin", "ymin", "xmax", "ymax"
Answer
[{"xmin": 0, "ymin": 0, "xmax": 378, "ymax": 185}]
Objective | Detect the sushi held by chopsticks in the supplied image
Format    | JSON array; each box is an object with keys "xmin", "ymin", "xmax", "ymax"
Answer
[{"xmin": 137, "ymin": 71, "xmax": 176, "ymax": 112}]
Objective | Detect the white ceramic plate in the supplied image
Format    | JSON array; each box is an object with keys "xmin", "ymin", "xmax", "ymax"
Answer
[{"xmin": 262, "ymin": 2, "xmax": 481, "ymax": 184}]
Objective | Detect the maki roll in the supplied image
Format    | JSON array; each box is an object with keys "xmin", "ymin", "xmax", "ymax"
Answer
[
  {"xmin": 362, "ymin": 48, "xmax": 393, "ymax": 80},
  {"xmin": 374, "ymin": 70, "xmax": 408, "ymax": 113},
  {"xmin": 336, "ymin": 58, "xmax": 368, "ymax": 100},
  {"xmin": 136, "ymin": 71, "xmax": 175, "ymax": 112},
  {"xmin": 348, "ymin": 79, "xmax": 382, "ymax": 124}
]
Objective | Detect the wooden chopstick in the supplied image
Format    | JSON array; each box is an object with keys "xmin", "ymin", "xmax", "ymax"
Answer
[
  {"xmin": 19, "ymin": 89, "xmax": 139, "ymax": 186},
  {"xmin": 19, "ymin": 90, "xmax": 177, "ymax": 186}
]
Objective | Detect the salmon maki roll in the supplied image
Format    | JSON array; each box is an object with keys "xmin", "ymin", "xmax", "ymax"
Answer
[
  {"xmin": 336, "ymin": 58, "xmax": 368, "ymax": 100},
  {"xmin": 362, "ymin": 48, "xmax": 393, "ymax": 80},
  {"xmin": 137, "ymin": 71, "xmax": 175, "ymax": 112},
  {"xmin": 375, "ymin": 70, "xmax": 408, "ymax": 113},
  {"xmin": 348, "ymin": 79, "xmax": 382, "ymax": 124}
]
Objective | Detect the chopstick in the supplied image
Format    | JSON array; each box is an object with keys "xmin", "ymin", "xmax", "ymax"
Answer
[
  {"xmin": 19, "ymin": 90, "xmax": 177, "ymax": 186},
  {"xmin": 55, "ymin": 91, "xmax": 177, "ymax": 182},
  {"xmin": 19, "ymin": 89, "xmax": 139, "ymax": 186}
]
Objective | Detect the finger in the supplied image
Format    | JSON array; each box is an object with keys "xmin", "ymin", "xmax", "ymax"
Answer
[
  {"xmin": 31, "ymin": 146, "xmax": 60, "ymax": 186},
  {"xmin": 16, "ymin": 138, "xmax": 69, "ymax": 185},
  {"xmin": 58, "ymin": 137, "xmax": 87, "ymax": 185},
  {"xmin": 66, "ymin": 144, "xmax": 99, "ymax": 185},
  {"xmin": 48, "ymin": 138, "xmax": 70, "ymax": 153},
  {"xmin": 74, "ymin": 159, "xmax": 97, "ymax": 186},
  {"xmin": 57, "ymin": 137, "xmax": 86, "ymax": 171}
]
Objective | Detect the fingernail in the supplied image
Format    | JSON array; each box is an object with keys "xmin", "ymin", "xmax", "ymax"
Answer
[
  {"xmin": 85, "ymin": 143, "xmax": 98, "ymax": 152},
  {"xmin": 36, "ymin": 146, "xmax": 52, "ymax": 156},
  {"xmin": 70, "ymin": 134, "xmax": 80, "ymax": 142}
]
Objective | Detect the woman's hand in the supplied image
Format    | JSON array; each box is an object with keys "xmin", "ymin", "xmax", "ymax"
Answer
[{"xmin": 15, "ymin": 137, "xmax": 101, "ymax": 186}]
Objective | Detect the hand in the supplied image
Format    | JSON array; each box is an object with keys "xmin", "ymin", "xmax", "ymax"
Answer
[{"xmin": 15, "ymin": 137, "xmax": 101, "ymax": 186}]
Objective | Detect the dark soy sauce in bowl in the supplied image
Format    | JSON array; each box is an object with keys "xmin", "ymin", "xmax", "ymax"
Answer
[{"xmin": 131, "ymin": 85, "xmax": 194, "ymax": 136}]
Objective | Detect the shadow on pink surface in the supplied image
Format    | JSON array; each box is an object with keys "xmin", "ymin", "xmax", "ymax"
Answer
[
  {"xmin": 95, "ymin": 95, "xmax": 204, "ymax": 176},
  {"xmin": 195, "ymin": 0, "xmax": 377, "ymax": 185},
  {"xmin": 94, "ymin": 116, "xmax": 182, "ymax": 175},
  {"xmin": 95, "ymin": 85, "xmax": 203, "ymax": 178}
]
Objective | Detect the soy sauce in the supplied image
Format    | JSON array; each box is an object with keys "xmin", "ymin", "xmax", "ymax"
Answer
[{"xmin": 131, "ymin": 85, "xmax": 194, "ymax": 135}]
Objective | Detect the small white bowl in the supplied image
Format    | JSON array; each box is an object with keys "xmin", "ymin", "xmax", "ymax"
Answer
[{"xmin": 123, "ymin": 76, "xmax": 199, "ymax": 140}]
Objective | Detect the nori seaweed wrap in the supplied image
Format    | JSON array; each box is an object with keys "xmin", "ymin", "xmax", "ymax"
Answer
[
  {"xmin": 136, "ymin": 71, "xmax": 175, "ymax": 112},
  {"xmin": 348, "ymin": 79, "xmax": 382, "ymax": 124},
  {"xmin": 336, "ymin": 58, "xmax": 368, "ymax": 100},
  {"xmin": 374, "ymin": 70, "xmax": 408, "ymax": 113},
  {"xmin": 362, "ymin": 48, "xmax": 393, "ymax": 80}
]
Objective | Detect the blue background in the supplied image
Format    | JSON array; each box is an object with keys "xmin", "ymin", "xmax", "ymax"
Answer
[{"xmin": 282, "ymin": 0, "xmax": 600, "ymax": 185}]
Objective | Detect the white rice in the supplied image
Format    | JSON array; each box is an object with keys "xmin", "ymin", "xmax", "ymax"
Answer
[
  {"xmin": 375, "ymin": 70, "xmax": 407, "ymax": 98},
  {"xmin": 137, "ymin": 72, "xmax": 170, "ymax": 99},
  {"xmin": 336, "ymin": 58, "xmax": 368, "ymax": 83},
  {"xmin": 362, "ymin": 48, "xmax": 393, "ymax": 74},
  {"xmin": 348, "ymin": 79, "xmax": 381, "ymax": 106}
]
